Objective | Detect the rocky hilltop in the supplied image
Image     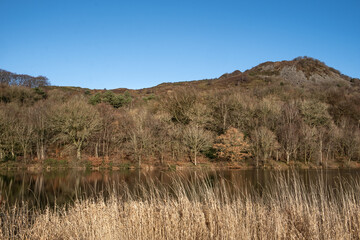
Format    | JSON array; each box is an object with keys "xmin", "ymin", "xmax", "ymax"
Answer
[
  {"xmin": 247, "ymin": 57, "xmax": 352, "ymax": 86},
  {"xmin": 117, "ymin": 56, "xmax": 359, "ymax": 96}
]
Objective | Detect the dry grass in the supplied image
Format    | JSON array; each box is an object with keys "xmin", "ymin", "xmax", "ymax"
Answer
[{"xmin": 1, "ymin": 172, "xmax": 360, "ymax": 240}]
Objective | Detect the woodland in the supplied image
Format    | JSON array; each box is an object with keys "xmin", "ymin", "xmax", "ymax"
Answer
[{"xmin": 0, "ymin": 57, "xmax": 359, "ymax": 168}]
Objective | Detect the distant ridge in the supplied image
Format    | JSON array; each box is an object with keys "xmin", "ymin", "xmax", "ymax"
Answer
[
  {"xmin": 124, "ymin": 57, "xmax": 359, "ymax": 96},
  {"xmin": 2, "ymin": 57, "xmax": 359, "ymax": 94}
]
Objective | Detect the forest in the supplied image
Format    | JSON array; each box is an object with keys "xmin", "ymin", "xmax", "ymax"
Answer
[{"xmin": 0, "ymin": 57, "xmax": 359, "ymax": 168}]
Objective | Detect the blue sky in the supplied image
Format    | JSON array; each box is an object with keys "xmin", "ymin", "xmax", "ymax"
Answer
[{"xmin": 1, "ymin": 0, "xmax": 359, "ymax": 89}]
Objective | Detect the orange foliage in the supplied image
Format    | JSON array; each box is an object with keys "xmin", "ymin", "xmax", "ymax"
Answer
[
  {"xmin": 87, "ymin": 156, "xmax": 110, "ymax": 167},
  {"xmin": 213, "ymin": 127, "xmax": 250, "ymax": 161}
]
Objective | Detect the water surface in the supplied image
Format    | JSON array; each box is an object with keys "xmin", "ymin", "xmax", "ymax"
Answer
[{"xmin": 0, "ymin": 168, "xmax": 359, "ymax": 208}]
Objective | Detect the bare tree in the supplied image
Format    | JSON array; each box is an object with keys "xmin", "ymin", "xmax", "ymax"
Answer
[
  {"xmin": 92, "ymin": 103, "xmax": 120, "ymax": 158},
  {"xmin": 127, "ymin": 109, "xmax": 155, "ymax": 167},
  {"xmin": 164, "ymin": 87, "xmax": 196, "ymax": 124},
  {"xmin": 183, "ymin": 124, "xmax": 212, "ymax": 165},
  {"xmin": 300, "ymin": 100, "xmax": 332, "ymax": 164},
  {"xmin": 299, "ymin": 124, "xmax": 317, "ymax": 164},
  {"xmin": 50, "ymin": 96, "xmax": 100, "ymax": 160},
  {"xmin": 0, "ymin": 107, "xmax": 6, "ymax": 160},
  {"xmin": 250, "ymin": 126, "xmax": 279, "ymax": 167},
  {"xmin": 15, "ymin": 107, "xmax": 34, "ymax": 162},
  {"xmin": 278, "ymin": 102, "xmax": 301, "ymax": 164},
  {"xmin": 32, "ymin": 101, "xmax": 51, "ymax": 160},
  {"xmin": 335, "ymin": 119, "xmax": 360, "ymax": 162},
  {"xmin": 208, "ymin": 90, "xmax": 234, "ymax": 133},
  {"xmin": 1, "ymin": 103, "xmax": 21, "ymax": 159}
]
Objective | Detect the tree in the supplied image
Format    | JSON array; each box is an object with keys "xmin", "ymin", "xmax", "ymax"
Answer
[
  {"xmin": 14, "ymin": 107, "xmax": 34, "ymax": 162},
  {"xmin": 231, "ymin": 93, "xmax": 258, "ymax": 135},
  {"xmin": 164, "ymin": 87, "xmax": 197, "ymax": 124},
  {"xmin": 250, "ymin": 126, "xmax": 279, "ymax": 167},
  {"xmin": 50, "ymin": 96, "xmax": 100, "ymax": 160},
  {"xmin": 255, "ymin": 96, "xmax": 282, "ymax": 131},
  {"xmin": 183, "ymin": 124, "xmax": 212, "ymax": 165},
  {"xmin": 151, "ymin": 115, "xmax": 171, "ymax": 164},
  {"xmin": 32, "ymin": 101, "xmax": 51, "ymax": 161},
  {"xmin": 278, "ymin": 102, "xmax": 301, "ymax": 164},
  {"xmin": 111, "ymin": 91, "xmax": 132, "ymax": 108},
  {"xmin": 208, "ymin": 90, "xmax": 234, "ymax": 133},
  {"xmin": 300, "ymin": 100, "xmax": 331, "ymax": 127},
  {"xmin": 89, "ymin": 91, "xmax": 132, "ymax": 108},
  {"xmin": 168, "ymin": 122, "xmax": 186, "ymax": 161},
  {"xmin": 213, "ymin": 127, "xmax": 250, "ymax": 162},
  {"xmin": 126, "ymin": 109, "xmax": 155, "ymax": 167},
  {"xmin": 300, "ymin": 100, "xmax": 332, "ymax": 164},
  {"xmin": 0, "ymin": 107, "xmax": 6, "ymax": 160},
  {"xmin": 335, "ymin": 119, "xmax": 360, "ymax": 162},
  {"xmin": 0, "ymin": 69, "xmax": 50, "ymax": 87},
  {"xmin": 89, "ymin": 93, "xmax": 102, "ymax": 105},
  {"xmin": 0, "ymin": 103, "xmax": 20, "ymax": 160},
  {"xmin": 92, "ymin": 103, "xmax": 119, "ymax": 158},
  {"xmin": 299, "ymin": 124, "xmax": 317, "ymax": 164}
]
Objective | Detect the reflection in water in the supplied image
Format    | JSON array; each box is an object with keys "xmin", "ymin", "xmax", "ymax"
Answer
[{"xmin": 0, "ymin": 169, "xmax": 359, "ymax": 208}]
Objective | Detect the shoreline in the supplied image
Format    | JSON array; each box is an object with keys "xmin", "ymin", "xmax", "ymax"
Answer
[{"xmin": 1, "ymin": 158, "xmax": 359, "ymax": 173}]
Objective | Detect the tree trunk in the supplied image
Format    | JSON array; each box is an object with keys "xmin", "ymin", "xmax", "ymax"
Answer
[
  {"xmin": 11, "ymin": 144, "xmax": 15, "ymax": 158},
  {"xmin": 37, "ymin": 140, "xmax": 46, "ymax": 160},
  {"xmin": 138, "ymin": 155, "xmax": 141, "ymax": 168},
  {"xmin": 36, "ymin": 141, "xmax": 41, "ymax": 160},
  {"xmin": 255, "ymin": 146, "xmax": 259, "ymax": 167},
  {"xmin": 102, "ymin": 139, "xmax": 106, "ymax": 157},
  {"xmin": 41, "ymin": 144, "xmax": 45, "ymax": 160},
  {"xmin": 286, "ymin": 152, "xmax": 290, "ymax": 164},
  {"xmin": 194, "ymin": 142, "xmax": 199, "ymax": 166},
  {"xmin": 194, "ymin": 150, "xmax": 197, "ymax": 166},
  {"xmin": 23, "ymin": 147, "xmax": 27, "ymax": 162},
  {"xmin": 95, "ymin": 141, "xmax": 99, "ymax": 158},
  {"xmin": 77, "ymin": 145, "xmax": 82, "ymax": 160},
  {"xmin": 222, "ymin": 108, "xmax": 227, "ymax": 133},
  {"xmin": 319, "ymin": 139, "xmax": 323, "ymax": 165},
  {"xmin": 326, "ymin": 146, "xmax": 330, "ymax": 162},
  {"xmin": 106, "ymin": 143, "xmax": 110, "ymax": 158},
  {"xmin": 264, "ymin": 152, "xmax": 269, "ymax": 164}
]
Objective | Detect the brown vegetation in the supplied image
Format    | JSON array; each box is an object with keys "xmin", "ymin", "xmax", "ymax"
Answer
[
  {"xmin": 1, "ymin": 173, "xmax": 360, "ymax": 239},
  {"xmin": 0, "ymin": 57, "xmax": 359, "ymax": 168},
  {"xmin": 214, "ymin": 127, "xmax": 250, "ymax": 162}
]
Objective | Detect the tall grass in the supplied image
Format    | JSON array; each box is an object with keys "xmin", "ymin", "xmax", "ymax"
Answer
[{"xmin": 1, "ymin": 172, "xmax": 360, "ymax": 239}]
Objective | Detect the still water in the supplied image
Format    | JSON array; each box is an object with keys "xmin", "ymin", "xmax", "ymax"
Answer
[{"xmin": 0, "ymin": 169, "xmax": 359, "ymax": 208}]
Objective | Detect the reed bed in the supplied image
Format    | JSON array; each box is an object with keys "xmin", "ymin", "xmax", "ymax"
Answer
[{"xmin": 0, "ymin": 172, "xmax": 360, "ymax": 240}]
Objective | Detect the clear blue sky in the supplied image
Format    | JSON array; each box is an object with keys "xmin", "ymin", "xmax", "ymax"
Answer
[{"xmin": 1, "ymin": 0, "xmax": 359, "ymax": 89}]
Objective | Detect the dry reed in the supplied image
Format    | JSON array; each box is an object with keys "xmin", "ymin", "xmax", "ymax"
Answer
[{"xmin": 1, "ymin": 172, "xmax": 360, "ymax": 240}]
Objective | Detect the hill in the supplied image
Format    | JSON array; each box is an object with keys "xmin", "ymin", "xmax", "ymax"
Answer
[
  {"xmin": 108, "ymin": 57, "xmax": 359, "ymax": 98},
  {"xmin": 0, "ymin": 57, "xmax": 359, "ymax": 169}
]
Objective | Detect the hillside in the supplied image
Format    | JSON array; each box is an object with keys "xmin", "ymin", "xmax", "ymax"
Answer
[
  {"xmin": 0, "ymin": 57, "xmax": 359, "ymax": 169},
  {"xmin": 115, "ymin": 56, "xmax": 359, "ymax": 96}
]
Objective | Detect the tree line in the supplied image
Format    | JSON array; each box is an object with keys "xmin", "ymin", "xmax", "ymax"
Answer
[
  {"xmin": 0, "ymin": 80, "xmax": 359, "ymax": 167},
  {"xmin": 0, "ymin": 69, "xmax": 49, "ymax": 88}
]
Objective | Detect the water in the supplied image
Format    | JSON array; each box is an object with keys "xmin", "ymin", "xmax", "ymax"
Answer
[{"xmin": 0, "ymin": 168, "xmax": 359, "ymax": 208}]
